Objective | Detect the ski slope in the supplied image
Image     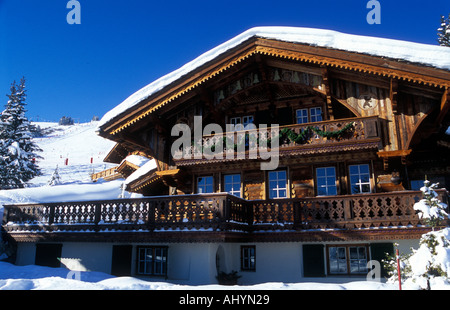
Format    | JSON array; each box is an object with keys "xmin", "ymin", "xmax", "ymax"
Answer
[{"xmin": 0, "ymin": 121, "xmax": 129, "ymax": 207}]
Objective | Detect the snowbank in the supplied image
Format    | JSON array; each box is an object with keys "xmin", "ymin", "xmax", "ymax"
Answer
[{"xmin": 98, "ymin": 26, "xmax": 450, "ymax": 128}]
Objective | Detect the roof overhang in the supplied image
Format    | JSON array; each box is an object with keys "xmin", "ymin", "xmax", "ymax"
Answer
[{"xmin": 97, "ymin": 28, "xmax": 450, "ymax": 140}]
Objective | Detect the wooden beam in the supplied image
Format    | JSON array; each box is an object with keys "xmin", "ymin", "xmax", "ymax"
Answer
[
  {"xmin": 119, "ymin": 133, "xmax": 156, "ymax": 159},
  {"xmin": 436, "ymin": 87, "xmax": 450, "ymax": 125},
  {"xmin": 390, "ymin": 78, "xmax": 398, "ymax": 114},
  {"xmin": 321, "ymin": 66, "xmax": 334, "ymax": 120}
]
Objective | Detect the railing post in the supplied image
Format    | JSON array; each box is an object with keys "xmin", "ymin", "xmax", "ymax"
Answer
[
  {"xmin": 94, "ymin": 202, "xmax": 102, "ymax": 227},
  {"xmin": 48, "ymin": 205, "xmax": 55, "ymax": 225},
  {"xmin": 147, "ymin": 200, "xmax": 155, "ymax": 231},
  {"xmin": 293, "ymin": 200, "xmax": 302, "ymax": 230},
  {"xmin": 343, "ymin": 198, "xmax": 352, "ymax": 220}
]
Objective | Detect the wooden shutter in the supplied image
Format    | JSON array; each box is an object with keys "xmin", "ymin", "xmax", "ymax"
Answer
[
  {"xmin": 370, "ymin": 243, "xmax": 394, "ymax": 278},
  {"xmin": 111, "ymin": 245, "xmax": 132, "ymax": 276},
  {"xmin": 35, "ymin": 243, "xmax": 62, "ymax": 268},
  {"xmin": 303, "ymin": 244, "xmax": 325, "ymax": 277}
]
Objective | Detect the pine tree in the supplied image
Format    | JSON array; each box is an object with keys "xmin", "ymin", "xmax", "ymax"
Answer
[
  {"xmin": 47, "ymin": 165, "xmax": 62, "ymax": 186},
  {"xmin": 438, "ymin": 14, "xmax": 450, "ymax": 47},
  {"xmin": 0, "ymin": 78, "xmax": 42, "ymax": 189},
  {"xmin": 413, "ymin": 179, "xmax": 448, "ymax": 228},
  {"xmin": 383, "ymin": 180, "xmax": 449, "ymax": 289}
]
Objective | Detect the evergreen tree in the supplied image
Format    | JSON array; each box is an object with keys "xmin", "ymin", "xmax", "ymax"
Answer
[
  {"xmin": 438, "ymin": 14, "xmax": 450, "ymax": 47},
  {"xmin": 413, "ymin": 179, "xmax": 448, "ymax": 228},
  {"xmin": 383, "ymin": 180, "xmax": 449, "ymax": 289},
  {"xmin": 0, "ymin": 78, "xmax": 42, "ymax": 189},
  {"xmin": 47, "ymin": 165, "xmax": 62, "ymax": 186}
]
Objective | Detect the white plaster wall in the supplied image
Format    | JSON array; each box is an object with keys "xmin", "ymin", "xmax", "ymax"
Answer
[
  {"xmin": 234, "ymin": 243, "xmax": 303, "ymax": 284},
  {"xmin": 15, "ymin": 243, "xmax": 36, "ymax": 266},
  {"xmin": 60, "ymin": 243, "xmax": 113, "ymax": 273},
  {"xmin": 13, "ymin": 238, "xmax": 422, "ymax": 285}
]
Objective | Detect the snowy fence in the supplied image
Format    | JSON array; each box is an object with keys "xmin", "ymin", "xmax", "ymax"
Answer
[{"xmin": 2, "ymin": 190, "xmax": 448, "ymax": 233}]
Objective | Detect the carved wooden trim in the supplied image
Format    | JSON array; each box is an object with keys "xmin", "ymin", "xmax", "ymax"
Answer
[{"xmin": 101, "ymin": 39, "xmax": 450, "ymax": 137}]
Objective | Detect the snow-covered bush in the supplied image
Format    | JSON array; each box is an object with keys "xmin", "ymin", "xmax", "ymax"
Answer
[
  {"xmin": 383, "ymin": 181, "xmax": 450, "ymax": 289},
  {"xmin": 413, "ymin": 180, "xmax": 448, "ymax": 228},
  {"xmin": 47, "ymin": 165, "xmax": 62, "ymax": 186}
]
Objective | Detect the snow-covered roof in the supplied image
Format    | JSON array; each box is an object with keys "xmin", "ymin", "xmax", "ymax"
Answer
[
  {"xmin": 98, "ymin": 26, "xmax": 450, "ymax": 128},
  {"xmin": 120, "ymin": 154, "xmax": 150, "ymax": 168},
  {"xmin": 124, "ymin": 159, "xmax": 157, "ymax": 185}
]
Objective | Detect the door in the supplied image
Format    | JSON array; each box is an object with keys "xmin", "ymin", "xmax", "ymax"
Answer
[{"xmin": 111, "ymin": 245, "xmax": 132, "ymax": 276}]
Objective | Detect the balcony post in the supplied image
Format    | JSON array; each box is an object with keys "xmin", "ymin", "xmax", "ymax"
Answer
[
  {"xmin": 343, "ymin": 198, "xmax": 352, "ymax": 220},
  {"xmin": 293, "ymin": 200, "xmax": 302, "ymax": 230},
  {"xmin": 147, "ymin": 200, "xmax": 155, "ymax": 231},
  {"xmin": 94, "ymin": 202, "xmax": 102, "ymax": 229},
  {"xmin": 48, "ymin": 205, "xmax": 55, "ymax": 225}
]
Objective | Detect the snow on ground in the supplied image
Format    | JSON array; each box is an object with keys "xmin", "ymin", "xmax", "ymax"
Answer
[
  {"xmin": 0, "ymin": 121, "xmax": 449, "ymax": 290},
  {"xmin": 1, "ymin": 260, "xmax": 450, "ymax": 290}
]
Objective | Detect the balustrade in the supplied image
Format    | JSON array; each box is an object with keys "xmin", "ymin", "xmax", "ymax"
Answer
[
  {"xmin": 173, "ymin": 116, "xmax": 383, "ymax": 163},
  {"xmin": 3, "ymin": 190, "xmax": 447, "ymax": 233}
]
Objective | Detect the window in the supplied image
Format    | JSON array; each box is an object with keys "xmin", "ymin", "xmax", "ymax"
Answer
[
  {"xmin": 229, "ymin": 115, "xmax": 253, "ymax": 131},
  {"xmin": 268, "ymin": 170, "xmax": 288, "ymax": 199},
  {"xmin": 230, "ymin": 117, "xmax": 241, "ymax": 128},
  {"xmin": 242, "ymin": 115, "xmax": 254, "ymax": 127},
  {"xmin": 310, "ymin": 107, "xmax": 322, "ymax": 122},
  {"xmin": 316, "ymin": 167, "xmax": 337, "ymax": 196},
  {"xmin": 296, "ymin": 109, "xmax": 308, "ymax": 124},
  {"xmin": 296, "ymin": 107, "xmax": 322, "ymax": 124},
  {"xmin": 327, "ymin": 245, "xmax": 368, "ymax": 275},
  {"xmin": 241, "ymin": 246, "xmax": 256, "ymax": 271},
  {"xmin": 224, "ymin": 174, "xmax": 241, "ymax": 197},
  {"xmin": 137, "ymin": 246, "xmax": 168, "ymax": 276},
  {"xmin": 411, "ymin": 179, "xmax": 424, "ymax": 191},
  {"xmin": 197, "ymin": 176, "xmax": 213, "ymax": 194},
  {"xmin": 349, "ymin": 164, "xmax": 371, "ymax": 194}
]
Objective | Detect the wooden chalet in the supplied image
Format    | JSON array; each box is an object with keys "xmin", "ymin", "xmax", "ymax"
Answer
[{"xmin": 3, "ymin": 27, "xmax": 450, "ymax": 284}]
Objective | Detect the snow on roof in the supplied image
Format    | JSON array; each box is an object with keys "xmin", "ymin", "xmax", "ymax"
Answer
[
  {"xmin": 124, "ymin": 159, "xmax": 157, "ymax": 185},
  {"xmin": 121, "ymin": 154, "xmax": 150, "ymax": 167},
  {"xmin": 98, "ymin": 26, "xmax": 450, "ymax": 128}
]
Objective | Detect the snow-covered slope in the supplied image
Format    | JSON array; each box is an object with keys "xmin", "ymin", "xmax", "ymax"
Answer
[{"xmin": 0, "ymin": 121, "xmax": 127, "ymax": 208}]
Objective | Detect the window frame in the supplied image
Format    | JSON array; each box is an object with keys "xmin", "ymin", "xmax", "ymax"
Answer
[
  {"xmin": 315, "ymin": 166, "xmax": 337, "ymax": 196},
  {"xmin": 241, "ymin": 245, "xmax": 256, "ymax": 271},
  {"xmin": 136, "ymin": 246, "xmax": 168, "ymax": 277},
  {"xmin": 224, "ymin": 173, "xmax": 242, "ymax": 198},
  {"xmin": 296, "ymin": 107, "xmax": 323, "ymax": 124},
  {"xmin": 309, "ymin": 107, "xmax": 323, "ymax": 122},
  {"xmin": 197, "ymin": 176, "xmax": 214, "ymax": 194},
  {"xmin": 229, "ymin": 115, "xmax": 254, "ymax": 131},
  {"xmin": 348, "ymin": 164, "xmax": 372, "ymax": 194},
  {"xmin": 295, "ymin": 108, "xmax": 308, "ymax": 124},
  {"xmin": 326, "ymin": 244, "xmax": 369, "ymax": 276},
  {"xmin": 268, "ymin": 170, "xmax": 288, "ymax": 199}
]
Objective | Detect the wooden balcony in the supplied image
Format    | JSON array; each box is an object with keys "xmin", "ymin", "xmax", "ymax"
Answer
[
  {"xmin": 91, "ymin": 166, "xmax": 122, "ymax": 182},
  {"xmin": 173, "ymin": 116, "xmax": 384, "ymax": 165},
  {"xmin": 3, "ymin": 190, "xmax": 447, "ymax": 239}
]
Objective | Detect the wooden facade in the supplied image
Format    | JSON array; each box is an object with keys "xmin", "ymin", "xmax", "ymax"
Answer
[
  {"xmin": 3, "ymin": 30, "xmax": 450, "ymax": 283},
  {"xmin": 95, "ymin": 36, "xmax": 450, "ymax": 202}
]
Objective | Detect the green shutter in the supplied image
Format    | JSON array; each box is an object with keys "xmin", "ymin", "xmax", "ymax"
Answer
[
  {"xmin": 370, "ymin": 243, "xmax": 394, "ymax": 278},
  {"xmin": 303, "ymin": 244, "xmax": 325, "ymax": 277}
]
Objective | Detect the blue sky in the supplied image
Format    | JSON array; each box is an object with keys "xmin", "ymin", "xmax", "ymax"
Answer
[{"xmin": 0, "ymin": 0, "xmax": 449, "ymax": 123}]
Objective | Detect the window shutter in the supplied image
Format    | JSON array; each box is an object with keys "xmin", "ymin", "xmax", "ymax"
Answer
[
  {"xmin": 370, "ymin": 243, "xmax": 394, "ymax": 278},
  {"xmin": 303, "ymin": 244, "xmax": 325, "ymax": 277}
]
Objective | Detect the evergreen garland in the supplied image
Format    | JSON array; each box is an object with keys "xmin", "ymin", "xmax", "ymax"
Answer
[{"xmin": 189, "ymin": 122, "xmax": 355, "ymax": 154}]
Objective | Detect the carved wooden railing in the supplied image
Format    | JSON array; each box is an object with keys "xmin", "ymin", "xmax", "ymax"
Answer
[
  {"xmin": 173, "ymin": 116, "xmax": 383, "ymax": 163},
  {"xmin": 91, "ymin": 167, "xmax": 122, "ymax": 181},
  {"xmin": 3, "ymin": 190, "xmax": 447, "ymax": 233}
]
